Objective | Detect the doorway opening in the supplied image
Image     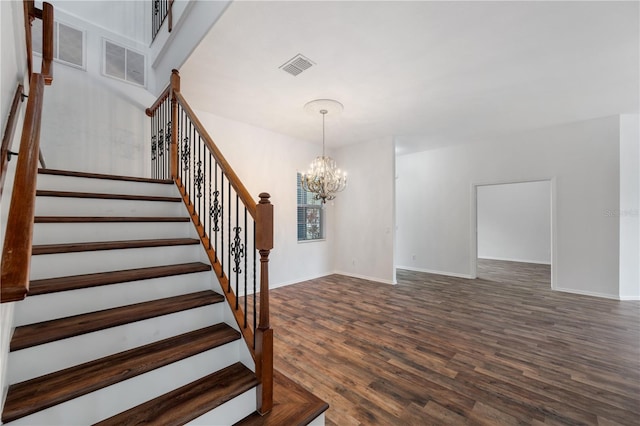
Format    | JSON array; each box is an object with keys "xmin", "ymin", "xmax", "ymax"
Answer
[{"xmin": 471, "ymin": 180, "xmax": 555, "ymax": 288}]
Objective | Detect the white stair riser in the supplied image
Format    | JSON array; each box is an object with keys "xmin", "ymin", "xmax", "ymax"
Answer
[
  {"xmin": 14, "ymin": 271, "xmax": 216, "ymax": 326},
  {"xmin": 32, "ymin": 221, "xmax": 198, "ymax": 245},
  {"xmin": 188, "ymin": 388, "xmax": 256, "ymax": 425},
  {"xmin": 8, "ymin": 305, "xmax": 224, "ymax": 383},
  {"xmin": 37, "ymin": 175, "xmax": 178, "ymax": 197},
  {"xmin": 8, "ymin": 343, "xmax": 247, "ymax": 426},
  {"xmin": 35, "ymin": 197, "xmax": 186, "ymax": 217},
  {"xmin": 30, "ymin": 244, "xmax": 206, "ymax": 280},
  {"xmin": 222, "ymin": 303, "xmax": 257, "ymax": 372}
]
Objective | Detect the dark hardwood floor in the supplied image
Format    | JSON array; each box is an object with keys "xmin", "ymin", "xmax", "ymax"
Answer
[{"xmin": 269, "ymin": 260, "xmax": 640, "ymax": 425}]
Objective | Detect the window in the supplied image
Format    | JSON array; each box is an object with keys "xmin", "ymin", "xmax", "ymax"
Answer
[
  {"xmin": 32, "ymin": 20, "xmax": 86, "ymax": 69},
  {"xmin": 297, "ymin": 173, "xmax": 324, "ymax": 241},
  {"xmin": 103, "ymin": 40, "xmax": 146, "ymax": 87}
]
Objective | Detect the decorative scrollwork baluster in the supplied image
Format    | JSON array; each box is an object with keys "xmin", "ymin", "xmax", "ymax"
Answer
[
  {"xmin": 151, "ymin": 135, "xmax": 157, "ymax": 161},
  {"xmin": 181, "ymin": 137, "xmax": 190, "ymax": 171},
  {"xmin": 166, "ymin": 121, "xmax": 172, "ymax": 145},
  {"xmin": 210, "ymin": 190, "xmax": 221, "ymax": 232},
  {"xmin": 195, "ymin": 161, "xmax": 203, "ymax": 198},
  {"xmin": 157, "ymin": 129, "xmax": 164, "ymax": 157},
  {"xmin": 231, "ymin": 226, "xmax": 245, "ymax": 274}
]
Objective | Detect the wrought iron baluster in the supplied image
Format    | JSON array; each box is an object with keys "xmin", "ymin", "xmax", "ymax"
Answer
[
  {"xmin": 189, "ymin": 122, "xmax": 194, "ymax": 204},
  {"xmin": 207, "ymin": 154, "xmax": 212, "ymax": 249},
  {"xmin": 166, "ymin": 119, "xmax": 172, "ymax": 179},
  {"xmin": 244, "ymin": 208, "xmax": 248, "ymax": 328},
  {"xmin": 253, "ymin": 224, "xmax": 257, "ymax": 349},
  {"xmin": 231, "ymin": 195, "xmax": 243, "ymax": 310},
  {"xmin": 227, "ymin": 180, "xmax": 231, "ymax": 293},
  {"xmin": 220, "ymin": 174, "xmax": 225, "ymax": 278}
]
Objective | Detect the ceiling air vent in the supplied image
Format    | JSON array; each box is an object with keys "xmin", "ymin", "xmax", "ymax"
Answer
[{"xmin": 279, "ymin": 54, "xmax": 315, "ymax": 76}]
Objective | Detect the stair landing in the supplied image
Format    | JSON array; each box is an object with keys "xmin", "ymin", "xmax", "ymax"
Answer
[{"xmin": 235, "ymin": 370, "xmax": 328, "ymax": 426}]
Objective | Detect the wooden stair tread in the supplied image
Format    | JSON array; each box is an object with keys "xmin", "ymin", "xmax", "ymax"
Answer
[
  {"xmin": 32, "ymin": 238, "xmax": 200, "ymax": 255},
  {"xmin": 38, "ymin": 168, "xmax": 173, "ymax": 184},
  {"xmin": 34, "ymin": 216, "xmax": 190, "ymax": 223},
  {"xmin": 2, "ymin": 324, "xmax": 240, "ymax": 424},
  {"xmin": 94, "ymin": 362, "xmax": 258, "ymax": 426},
  {"xmin": 235, "ymin": 370, "xmax": 329, "ymax": 426},
  {"xmin": 11, "ymin": 291, "xmax": 224, "ymax": 351},
  {"xmin": 36, "ymin": 189, "xmax": 181, "ymax": 202},
  {"xmin": 29, "ymin": 262, "xmax": 212, "ymax": 295}
]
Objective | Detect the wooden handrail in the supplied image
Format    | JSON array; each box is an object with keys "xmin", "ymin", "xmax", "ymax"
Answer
[
  {"xmin": 173, "ymin": 90, "xmax": 258, "ymax": 220},
  {"xmin": 1, "ymin": 0, "xmax": 54, "ymax": 302},
  {"xmin": 1, "ymin": 73, "xmax": 45, "ymax": 303},
  {"xmin": 0, "ymin": 84, "xmax": 25, "ymax": 199},
  {"xmin": 145, "ymin": 87, "xmax": 170, "ymax": 117}
]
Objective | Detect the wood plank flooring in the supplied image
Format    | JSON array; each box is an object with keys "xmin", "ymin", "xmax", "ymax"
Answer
[{"xmin": 268, "ymin": 260, "xmax": 640, "ymax": 425}]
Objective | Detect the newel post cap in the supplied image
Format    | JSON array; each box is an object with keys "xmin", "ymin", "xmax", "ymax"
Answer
[{"xmin": 259, "ymin": 193, "xmax": 271, "ymax": 204}]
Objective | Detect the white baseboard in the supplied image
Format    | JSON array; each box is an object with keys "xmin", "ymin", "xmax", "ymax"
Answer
[
  {"xmin": 333, "ymin": 271, "xmax": 396, "ymax": 285},
  {"xmin": 395, "ymin": 265, "xmax": 474, "ymax": 279},
  {"xmin": 553, "ymin": 286, "xmax": 620, "ymax": 300},
  {"xmin": 478, "ymin": 256, "xmax": 551, "ymax": 265},
  {"xmin": 270, "ymin": 272, "xmax": 335, "ymax": 290},
  {"xmin": 618, "ymin": 295, "xmax": 640, "ymax": 301}
]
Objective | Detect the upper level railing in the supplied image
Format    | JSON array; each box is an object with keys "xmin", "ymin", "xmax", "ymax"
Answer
[
  {"xmin": 152, "ymin": 0, "xmax": 174, "ymax": 41},
  {"xmin": 1, "ymin": 2, "xmax": 54, "ymax": 303},
  {"xmin": 146, "ymin": 70, "xmax": 274, "ymax": 414}
]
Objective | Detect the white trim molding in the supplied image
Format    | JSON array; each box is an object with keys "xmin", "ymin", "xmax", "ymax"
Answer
[
  {"xmin": 270, "ymin": 272, "xmax": 335, "ymax": 290},
  {"xmin": 478, "ymin": 256, "xmax": 551, "ymax": 265},
  {"xmin": 395, "ymin": 266, "xmax": 474, "ymax": 280},
  {"xmin": 333, "ymin": 271, "xmax": 397, "ymax": 285},
  {"xmin": 554, "ymin": 287, "xmax": 620, "ymax": 300}
]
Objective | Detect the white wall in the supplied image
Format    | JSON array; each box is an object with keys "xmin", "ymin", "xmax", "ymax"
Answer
[
  {"xmin": 0, "ymin": 0, "xmax": 29, "ymax": 412},
  {"xmin": 149, "ymin": 0, "xmax": 230, "ymax": 95},
  {"xmin": 333, "ymin": 137, "xmax": 396, "ymax": 284},
  {"xmin": 36, "ymin": 6, "xmax": 155, "ymax": 176},
  {"xmin": 42, "ymin": 1, "xmax": 148, "ymax": 45},
  {"xmin": 396, "ymin": 116, "xmax": 620, "ymax": 298},
  {"xmin": 619, "ymin": 113, "xmax": 640, "ymax": 300},
  {"xmin": 477, "ymin": 181, "xmax": 551, "ymax": 264},
  {"xmin": 191, "ymin": 109, "xmax": 334, "ymax": 288}
]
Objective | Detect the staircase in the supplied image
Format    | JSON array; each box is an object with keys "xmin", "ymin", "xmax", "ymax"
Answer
[{"xmin": 2, "ymin": 168, "xmax": 259, "ymax": 425}]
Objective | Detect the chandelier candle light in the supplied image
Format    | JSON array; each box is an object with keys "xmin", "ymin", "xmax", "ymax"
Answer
[{"xmin": 301, "ymin": 99, "xmax": 347, "ymax": 203}]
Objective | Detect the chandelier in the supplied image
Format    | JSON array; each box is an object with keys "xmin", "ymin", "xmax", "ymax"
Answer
[{"xmin": 301, "ymin": 99, "xmax": 347, "ymax": 203}]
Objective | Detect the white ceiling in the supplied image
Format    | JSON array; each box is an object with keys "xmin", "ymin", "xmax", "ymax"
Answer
[{"xmin": 180, "ymin": 1, "xmax": 639, "ymax": 154}]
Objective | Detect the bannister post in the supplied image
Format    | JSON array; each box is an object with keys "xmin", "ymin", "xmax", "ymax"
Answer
[
  {"xmin": 168, "ymin": 0, "xmax": 174, "ymax": 32},
  {"xmin": 41, "ymin": 2, "xmax": 54, "ymax": 85},
  {"xmin": 255, "ymin": 193, "xmax": 273, "ymax": 415},
  {"xmin": 23, "ymin": 1, "xmax": 34, "ymax": 78},
  {"xmin": 170, "ymin": 69, "xmax": 180, "ymax": 180}
]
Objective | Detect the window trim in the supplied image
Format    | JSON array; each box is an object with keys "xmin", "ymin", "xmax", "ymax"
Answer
[{"xmin": 297, "ymin": 172, "xmax": 325, "ymax": 242}]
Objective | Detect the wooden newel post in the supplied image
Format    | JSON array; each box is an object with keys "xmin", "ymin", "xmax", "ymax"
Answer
[
  {"xmin": 41, "ymin": 2, "xmax": 54, "ymax": 85},
  {"xmin": 255, "ymin": 193, "xmax": 273, "ymax": 415},
  {"xmin": 170, "ymin": 69, "xmax": 180, "ymax": 180}
]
